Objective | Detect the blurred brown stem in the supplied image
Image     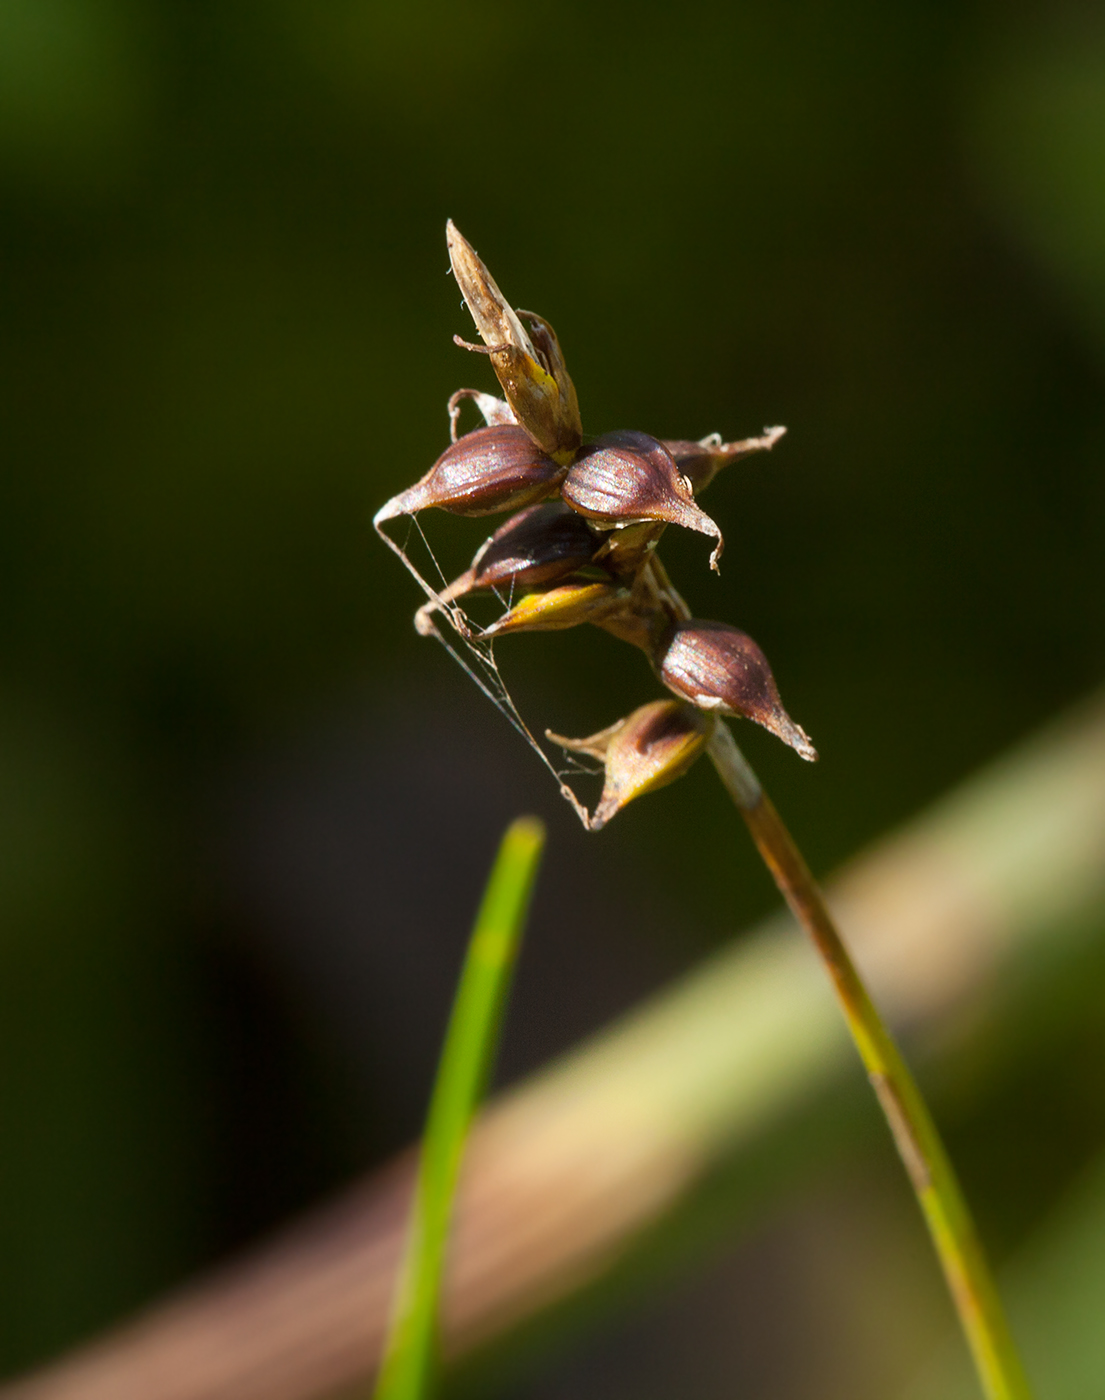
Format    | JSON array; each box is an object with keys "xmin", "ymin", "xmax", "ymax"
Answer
[{"xmin": 708, "ymin": 721, "xmax": 1033, "ymax": 1400}]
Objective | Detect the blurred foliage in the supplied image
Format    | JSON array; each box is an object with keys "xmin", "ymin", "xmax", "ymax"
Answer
[{"xmin": 0, "ymin": 0, "xmax": 1104, "ymax": 1391}]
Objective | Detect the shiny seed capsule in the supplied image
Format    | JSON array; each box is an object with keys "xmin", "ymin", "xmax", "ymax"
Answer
[
  {"xmin": 562, "ymin": 430, "xmax": 725, "ymax": 571},
  {"xmin": 412, "ymin": 504, "xmax": 602, "ymax": 636},
  {"xmin": 447, "ymin": 221, "xmax": 582, "ymax": 462},
  {"xmin": 658, "ymin": 619, "xmax": 817, "ymax": 760},
  {"xmin": 470, "ymin": 503, "xmax": 600, "ymax": 590},
  {"xmin": 374, "ymin": 424, "xmax": 566, "ymax": 524},
  {"xmin": 549, "ymin": 700, "xmax": 715, "ymax": 828}
]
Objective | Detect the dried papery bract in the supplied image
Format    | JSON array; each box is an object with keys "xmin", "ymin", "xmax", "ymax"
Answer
[
  {"xmin": 659, "ymin": 619, "xmax": 818, "ymax": 760},
  {"xmin": 549, "ymin": 700, "xmax": 715, "ymax": 829},
  {"xmin": 517, "ymin": 309, "xmax": 579, "ymax": 435},
  {"xmin": 591, "ymin": 519, "xmax": 667, "ymax": 578},
  {"xmin": 590, "ymin": 557, "xmax": 683, "ymax": 658},
  {"xmin": 664, "ymin": 426, "xmax": 787, "ymax": 495},
  {"xmin": 596, "ymin": 600, "xmax": 676, "ymax": 658},
  {"xmin": 448, "ymin": 388, "xmax": 517, "ymax": 442},
  {"xmin": 483, "ymin": 579, "xmax": 629, "ymax": 637},
  {"xmin": 374, "ymin": 425, "xmax": 566, "ymax": 524},
  {"xmin": 562, "ymin": 431, "xmax": 725, "ymax": 572},
  {"xmin": 447, "ymin": 221, "xmax": 582, "ymax": 462}
]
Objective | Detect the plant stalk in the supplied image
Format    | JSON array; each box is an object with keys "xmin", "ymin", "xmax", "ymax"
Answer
[
  {"xmin": 708, "ymin": 721, "xmax": 1032, "ymax": 1400},
  {"xmin": 374, "ymin": 816, "xmax": 546, "ymax": 1400}
]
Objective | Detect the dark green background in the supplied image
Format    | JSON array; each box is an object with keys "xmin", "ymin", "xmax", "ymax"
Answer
[{"xmin": 1, "ymin": 1, "xmax": 1103, "ymax": 1393}]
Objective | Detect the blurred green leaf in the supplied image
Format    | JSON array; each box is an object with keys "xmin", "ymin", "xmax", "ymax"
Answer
[
  {"xmin": 0, "ymin": 0, "xmax": 148, "ymax": 190},
  {"xmin": 376, "ymin": 817, "xmax": 545, "ymax": 1400}
]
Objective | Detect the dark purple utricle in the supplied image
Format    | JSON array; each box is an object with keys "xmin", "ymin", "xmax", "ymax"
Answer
[
  {"xmin": 562, "ymin": 431, "xmax": 724, "ymax": 568},
  {"xmin": 659, "ymin": 619, "xmax": 817, "ymax": 760},
  {"xmin": 562, "ymin": 432, "xmax": 688, "ymax": 523},
  {"xmin": 385, "ymin": 424, "xmax": 566, "ymax": 519},
  {"xmin": 472, "ymin": 503, "xmax": 599, "ymax": 588}
]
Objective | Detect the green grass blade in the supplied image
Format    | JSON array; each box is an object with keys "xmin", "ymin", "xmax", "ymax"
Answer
[{"xmin": 374, "ymin": 816, "xmax": 546, "ymax": 1400}]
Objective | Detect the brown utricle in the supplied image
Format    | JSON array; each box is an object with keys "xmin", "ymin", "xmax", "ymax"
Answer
[
  {"xmin": 379, "ymin": 425, "xmax": 566, "ymax": 520},
  {"xmin": 658, "ymin": 620, "xmax": 817, "ymax": 760},
  {"xmin": 562, "ymin": 432, "xmax": 724, "ymax": 568},
  {"xmin": 471, "ymin": 503, "xmax": 599, "ymax": 589}
]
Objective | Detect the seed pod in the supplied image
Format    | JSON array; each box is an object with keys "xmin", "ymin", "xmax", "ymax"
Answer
[
  {"xmin": 447, "ymin": 221, "xmax": 582, "ymax": 462},
  {"xmin": 374, "ymin": 425, "xmax": 566, "ymax": 524},
  {"xmin": 562, "ymin": 430, "xmax": 725, "ymax": 571},
  {"xmin": 549, "ymin": 700, "xmax": 716, "ymax": 829},
  {"xmin": 662, "ymin": 426, "xmax": 787, "ymax": 495},
  {"xmin": 412, "ymin": 505, "xmax": 601, "ymax": 636},
  {"xmin": 482, "ymin": 578, "xmax": 629, "ymax": 637},
  {"xmin": 471, "ymin": 503, "xmax": 600, "ymax": 590},
  {"xmin": 658, "ymin": 619, "xmax": 817, "ymax": 760}
]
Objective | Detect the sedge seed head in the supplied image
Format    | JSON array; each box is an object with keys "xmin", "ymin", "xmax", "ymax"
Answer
[{"xmin": 375, "ymin": 223, "xmax": 813, "ymax": 828}]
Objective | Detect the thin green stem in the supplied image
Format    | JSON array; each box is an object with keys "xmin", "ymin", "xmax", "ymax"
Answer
[
  {"xmin": 374, "ymin": 816, "xmax": 546, "ymax": 1400},
  {"xmin": 708, "ymin": 722, "xmax": 1032, "ymax": 1400}
]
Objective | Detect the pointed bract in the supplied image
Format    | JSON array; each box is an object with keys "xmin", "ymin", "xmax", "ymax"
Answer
[
  {"xmin": 447, "ymin": 222, "xmax": 582, "ymax": 462},
  {"xmin": 551, "ymin": 700, "xmax": 715, "ymax": 828},
  {"xmin": 517, "ymin": 308, "xmax": 582, "ymax": 452},
  {"xmin": 663, "ymin": 427, "xmax": 787, "ymax": 495},
  {"xmin": 448, "ymin": 387, "xmax": 517, "ymax": 441},
  {"xmin": 483, "ymin": 578, "xmax": 629, "ymax": 637},
  {"xmin": 591, "ymin": 519, "xmax": 667, "ymax": 579},
  {"xmin": 658, "ymin": 619, "xmax": 817, "ymax": 760},
  {"xmin": 543, "ymin": 716, "xmax": 624, "ymax": 762}
]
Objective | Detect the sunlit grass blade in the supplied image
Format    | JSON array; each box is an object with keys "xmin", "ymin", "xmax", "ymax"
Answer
[{"xmin": 374, "ymin": 816, "xmax": 546, "ymax": 1400}]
